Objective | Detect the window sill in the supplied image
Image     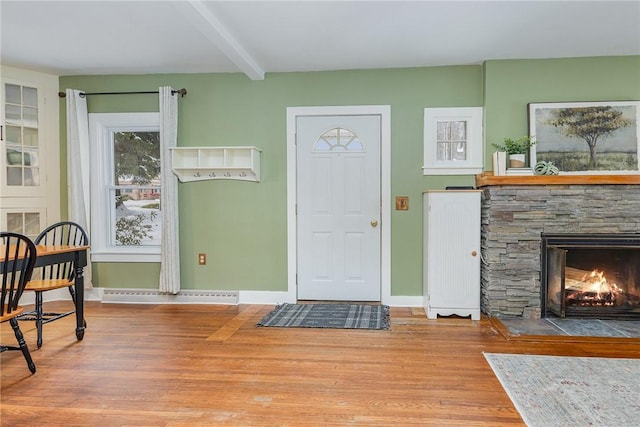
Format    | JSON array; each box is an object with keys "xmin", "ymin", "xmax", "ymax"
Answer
[{"xmin": 422, "ymin": 166, "xmax": 483, "ymax": 176}]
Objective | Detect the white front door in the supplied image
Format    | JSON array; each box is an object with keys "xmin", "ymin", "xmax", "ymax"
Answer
[{"xmin": 296, "ymin": 115, "xmax": 381, "ymax": 301}]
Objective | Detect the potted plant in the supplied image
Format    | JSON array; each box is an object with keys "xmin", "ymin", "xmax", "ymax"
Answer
[{"xmin": 492, "ymin": 136, "xmax": 536, "ymax": 168}]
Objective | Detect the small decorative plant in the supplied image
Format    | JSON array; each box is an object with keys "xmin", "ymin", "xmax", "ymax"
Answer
[
  {"xmin": 534, "ymin": 160, "xmax": 559, "ymax": 175},
  {"xmin": 492, "ymin": 136, "xmax": 536, "ymax": 155}
]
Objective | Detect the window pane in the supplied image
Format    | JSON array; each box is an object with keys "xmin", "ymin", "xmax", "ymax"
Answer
[
  {"xmin": 437, "ymin": 141, "xmax": 451, "ymax": 161},
  {"xmin": 314, "ymin": 127, "xmax": 364, "ymax": 152},
  {"xmin": 454, "ymin": 141, "xmax": 467, "ymax": 161},
  {"xmin": 113, "ymin": 131, "xmax": 161, "ymax": 184},
  {"xmin": 5, "ymin": 104, "xmax": 21, "ymax": 125},
  {"xmin": 6, "ymin": 213, "xmax": 23, "ymax": 233},
  {"xmin": 24, "ymin": 167, "xmax": 39, "ymax": 186},
  {"xmin": 7, "ymin": 166, "xmax": 22, "ymax": 185},
  {"xmin": 23, "ymin": 107, "xmax": 38, "ymax": 128},
  {"xmin": 24, "ymin": 213, "xmax": 40, "ymax": 237},
  {"xmin": 24, "ymin": 127, "xmax": 38, "ymax": 146},
  {"xmin": 22, "ymin": 86, "xmax": 38, "ymax": 107},
  {"xmin": 453, "ymin": 121, "xmax": 467, "ymax": 140},
  {"xmin": 5, "ymin": 126, "xmax": 21, "ymax": 144},
  {"xmin": 114, "ymin": 188, "xmax": 162, "ymax": 246},
  {"xmin": 5, "ymin": 83, "xmax": 21, "ymax": 104},
  {"xmin": 437, "ymin": 121, "xmax": 450, "ymax": 141}
]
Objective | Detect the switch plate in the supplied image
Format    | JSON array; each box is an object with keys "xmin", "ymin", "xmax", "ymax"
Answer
[
  {"xmin": 396, "ymin": 196, "xmax": 409, "ymax": 210},
  {"xmin": 198, "ymin": 253, "xmax": 206, "ymax": 265}
]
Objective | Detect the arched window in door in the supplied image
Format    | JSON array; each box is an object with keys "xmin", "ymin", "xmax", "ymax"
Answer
[{"xmin": 313, "ymin": 127, "xmax": 364, "ymax": 152}]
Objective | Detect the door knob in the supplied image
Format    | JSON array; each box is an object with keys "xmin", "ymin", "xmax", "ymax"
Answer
[{"xmin": 371, "ymin": 220, "xmax": 378, "ymax": 227}]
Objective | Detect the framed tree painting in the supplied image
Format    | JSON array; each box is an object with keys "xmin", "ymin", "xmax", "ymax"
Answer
[{"xmin": 529, "ymin": 101, "xmax": 640, "ymax": 174}]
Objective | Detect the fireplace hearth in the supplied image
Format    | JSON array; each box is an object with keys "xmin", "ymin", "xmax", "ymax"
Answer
[{"xmin": 541, "ymin": 233, "xmax": 640, "ymax": 319}]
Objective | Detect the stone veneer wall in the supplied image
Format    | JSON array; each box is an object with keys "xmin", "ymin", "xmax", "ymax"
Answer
[{"xmin": 480, "ymin": 184, "xmax": 640, "ymax": 319}]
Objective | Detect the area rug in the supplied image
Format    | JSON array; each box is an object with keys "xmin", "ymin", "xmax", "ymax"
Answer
[
  {"xmin": 256, "ymin": 303, "xmax": 390, "ymax": 330},
  {"xmin": 484, "ymin": 353, "xmax": 640, "ymax": 426}
]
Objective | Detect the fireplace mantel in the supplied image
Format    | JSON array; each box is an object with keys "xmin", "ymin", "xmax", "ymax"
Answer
[{"xmin": 476, "ymin": 172, "xmax": 640, "ymax": 187}]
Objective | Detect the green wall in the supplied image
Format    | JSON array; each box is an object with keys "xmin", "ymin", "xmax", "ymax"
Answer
[
  {"xmin": 61, "ymin": 66, "xmax": 483, "ymax": 296},
  {"xmin": 483, "ymin": 56, "xmax": 640, "ymax": 167},
  {"xmin": 60, "ymin": 55, "xmax": 640, "ymax": 297}
]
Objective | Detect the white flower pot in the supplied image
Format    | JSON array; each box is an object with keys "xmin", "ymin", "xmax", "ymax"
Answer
[{"xmin": 509, "ymin": 153, "xmax": 526, "ymax": 168}]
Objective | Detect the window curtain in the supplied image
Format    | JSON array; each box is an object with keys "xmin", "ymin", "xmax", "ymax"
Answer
[
  {"xmin": 65, "ymin": 89, "xmax": 93, "ymax": 288},
  {"xmin": 159, "ymin": 87, "xmax": 181, "ymax": 294}
]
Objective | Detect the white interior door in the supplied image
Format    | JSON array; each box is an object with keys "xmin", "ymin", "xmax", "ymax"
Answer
[{"xmin": 296, "ymin": 115, "xmax": 381, "ymax": 301}]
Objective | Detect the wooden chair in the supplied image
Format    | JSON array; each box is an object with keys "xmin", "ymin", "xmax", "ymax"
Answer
[
  {"xmin": 1, "ymin": 232, "xmax": 37, "ymax": 374},
  {"xmin": 21, "ymin": 221, "xmax": 89, "ymax": 348}
]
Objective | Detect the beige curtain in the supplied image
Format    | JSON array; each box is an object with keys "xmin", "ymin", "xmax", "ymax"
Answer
[
  {"xmin": 158, "ymin": 87, "xmax": 181, "ymax": 294},
  {"xmin": 65, "ymin": 89, "xmax": 93, "ymax": 288}
]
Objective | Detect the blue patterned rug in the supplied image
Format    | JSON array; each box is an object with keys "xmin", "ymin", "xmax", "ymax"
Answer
[
  {"xmin": 484, "ymin": 353, "xmax": 640, "ymax": 426},
  {"xmin": 257, "ymin": 303, "xmax": 390, "ymax": 329}
]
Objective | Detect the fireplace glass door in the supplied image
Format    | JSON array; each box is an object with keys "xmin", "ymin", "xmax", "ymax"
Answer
[{"xmin": 542, "ymin": 234, "xmax": 640, "ymax": 319}]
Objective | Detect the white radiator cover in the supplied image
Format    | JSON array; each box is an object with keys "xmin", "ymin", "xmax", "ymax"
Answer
[
  {"xmin": 101, "ymin": 289, "xmax": 239, "ymax": 304},
  {"xmin": 423, "ymin": 191, "xmax": 481, "ymax": 320}
]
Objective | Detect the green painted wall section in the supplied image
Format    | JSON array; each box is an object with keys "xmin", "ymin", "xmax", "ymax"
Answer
[
  {"xmin": 59, "ymin": 56, "xmax": 639, "ymax": 297},
  {"xmin": 60, "ymin": 66, "xmax": 483, "ymax": 296},
  {"xmin": 483, "ymin": 56, "xmax": 640, "ymax": 168}
]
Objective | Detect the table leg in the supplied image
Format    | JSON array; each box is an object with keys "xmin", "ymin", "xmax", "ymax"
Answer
[{"xmin": 75, "ymin": 264, "xmax": 85, "ymax": 340}]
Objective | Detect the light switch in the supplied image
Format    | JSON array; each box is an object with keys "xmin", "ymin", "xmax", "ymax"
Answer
[{"xmin": 396, "ymin": 196, "xmax": 409, "ymax": 210}]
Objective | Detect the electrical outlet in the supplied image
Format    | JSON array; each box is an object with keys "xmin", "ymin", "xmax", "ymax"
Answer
[{"xmin": 198, "ymin": 253, "xmax": 206, "ymax": 265}]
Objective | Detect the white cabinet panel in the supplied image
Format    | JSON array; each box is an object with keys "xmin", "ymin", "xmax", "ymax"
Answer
[
  {"xmin": 423, "ymin": 190, "xmax": 481, "ymax": 320},
  {"xmin": 1, "ymin": 66, "xmax": 60, "ymax": 229}
]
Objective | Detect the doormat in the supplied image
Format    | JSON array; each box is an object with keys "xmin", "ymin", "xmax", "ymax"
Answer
[
  {"xmin": 484, "ymin": 353, "xmax": 640, "ymax": 426},
  {"xmin": 257, "ymin": 303, "xmax": 390, "ymax": 330}
]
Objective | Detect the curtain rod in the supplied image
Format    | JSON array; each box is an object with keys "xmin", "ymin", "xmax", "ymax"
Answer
[{"xmin": 58, "ymin": 88, "xmax": 187, "ymax": 98}]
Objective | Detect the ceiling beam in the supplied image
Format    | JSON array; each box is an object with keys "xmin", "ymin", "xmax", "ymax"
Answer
[{"xmin": 176, "ymin": 0, "xmax": 265, "ymax": 80}]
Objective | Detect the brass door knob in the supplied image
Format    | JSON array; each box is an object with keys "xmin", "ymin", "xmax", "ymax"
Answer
[
  {"xmin": 472, "ymin": 251, "xmax": 478, "ymax": 257},
  {"xmin": 371, "ymin": 220, "xmax": 378, "ymax": 227}
]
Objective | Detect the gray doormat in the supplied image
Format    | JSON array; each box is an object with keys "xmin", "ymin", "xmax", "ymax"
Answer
[{"xmin": 257, "ymin": 303, "xmax": 390, "ymax": 330}]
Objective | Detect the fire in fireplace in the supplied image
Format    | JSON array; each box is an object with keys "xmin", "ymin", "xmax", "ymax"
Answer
[{"xmin": 541, "ymin": 233, "xmax": 640, "ymax": 318}]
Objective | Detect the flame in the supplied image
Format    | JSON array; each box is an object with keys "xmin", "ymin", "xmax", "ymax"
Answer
[{"xmin": 574, "ymin": 270, "xmax": 624, "ymax": 304}]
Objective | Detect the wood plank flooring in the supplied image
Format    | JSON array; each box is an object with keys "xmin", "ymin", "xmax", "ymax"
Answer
[{"xmin": 2, "ymin": 302, "xmax": 639, "ymax": 426}]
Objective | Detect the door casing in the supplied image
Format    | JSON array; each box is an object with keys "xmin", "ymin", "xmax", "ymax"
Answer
[{"xmin": 286, "ymin": 105, "xmax": 391, "ymax": 303}]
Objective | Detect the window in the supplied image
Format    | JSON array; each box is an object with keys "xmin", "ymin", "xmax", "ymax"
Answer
[
  {"xmin": 314, "ymin": 127, "xmax": 364, "ymax": 152},
  {"xmin": 423, "ymin": 107, "xmax": 483, "ymax": 175},
  {"xmin": 89, "ymin": 113, "xmax": 161, "ymax": 262}
]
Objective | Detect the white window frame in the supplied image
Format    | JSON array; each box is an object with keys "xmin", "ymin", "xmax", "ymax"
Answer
[
  {"xmin": 423, "ymin": 107, "xmax": 483, "ymax": 175},
  {"xmin": 88, "ymin": 112, "xmax": 161, "ymax": 262}
]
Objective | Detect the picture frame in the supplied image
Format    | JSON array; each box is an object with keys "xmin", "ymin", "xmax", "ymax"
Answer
[{"xmin": 528, "ymin": 101, "xmax": 640, "ymax": 174}]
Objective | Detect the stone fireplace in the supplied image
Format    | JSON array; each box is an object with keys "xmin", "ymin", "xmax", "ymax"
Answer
[{"xmin": 477, "ymin": 173, "xmax": 640, "ymax": 319}]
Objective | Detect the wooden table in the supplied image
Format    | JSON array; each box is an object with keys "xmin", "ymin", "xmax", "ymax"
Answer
[{"xmin": 1, "ymin": 244, "xmax": 90, "ymax": 340}]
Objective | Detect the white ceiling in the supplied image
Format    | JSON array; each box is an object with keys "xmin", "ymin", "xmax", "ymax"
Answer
[{"xmin": 2, "ymin": 0, "xmax": 639, "ymax": 80}]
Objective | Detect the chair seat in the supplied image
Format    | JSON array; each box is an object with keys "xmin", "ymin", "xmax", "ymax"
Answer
[
  {"xmin": 25, "ymin": 279, "xmax": 74, "ymax": 292},
  {"xmin": 1, "ymin": 305, "xmax": 24, "ymax": 322}
]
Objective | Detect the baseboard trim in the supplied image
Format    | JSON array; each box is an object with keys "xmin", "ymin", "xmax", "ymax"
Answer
[{"xmin": 21, "ymin": 286, "xmax": 422, "ymax": 307}]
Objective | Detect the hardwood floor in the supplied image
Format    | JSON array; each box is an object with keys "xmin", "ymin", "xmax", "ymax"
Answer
[{"xmin": 2, "ymin": 302, "xmax": 639, "ymax": 426}]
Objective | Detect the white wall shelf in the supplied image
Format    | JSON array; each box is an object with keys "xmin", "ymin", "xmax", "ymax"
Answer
[{"xmin": 170, "ymin": 146, "xmax": 261, "ymax": 182}]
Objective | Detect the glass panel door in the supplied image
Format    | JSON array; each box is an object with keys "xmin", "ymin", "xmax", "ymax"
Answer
[{"xmin": 4, "ymin": 83, "xmax": 40, "ymax": 187}]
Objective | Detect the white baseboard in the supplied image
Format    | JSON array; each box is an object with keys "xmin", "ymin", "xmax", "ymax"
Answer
[
  {"xmin": 383, "ymin": 295, "xmax": 423, "ymax": 307},
  {"xmin": 20, "ymin": 287, "xmax": 421, "ymax": 307},
  {"xmin": 238, "ymin": 290, "xmax": 296, "ymax": 305}
]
